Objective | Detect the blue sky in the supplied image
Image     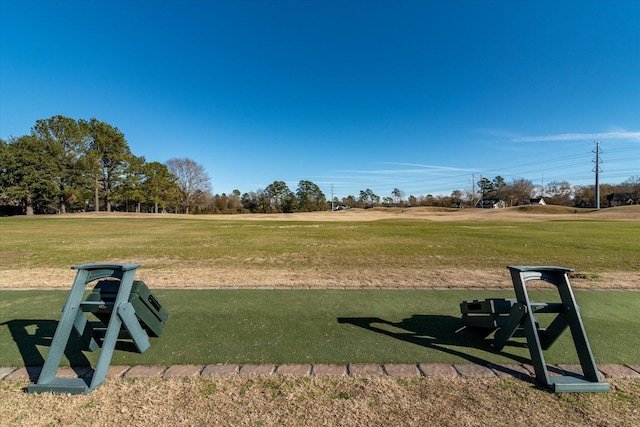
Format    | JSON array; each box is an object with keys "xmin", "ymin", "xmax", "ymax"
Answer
[{"xmin": 1, "ymin": 0, "xmax": 638, "ymax": 199}]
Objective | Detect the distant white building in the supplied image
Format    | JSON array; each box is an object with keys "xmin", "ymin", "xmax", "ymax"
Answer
[
  {"xmin": 606, "ymin": 193, "xmax": 634, "ymax": 207},
  {"xmin": 475, "ymin": 199, "xmax": 506, "ymax": 209},
  {"xmin": 517, "ymin": 198, "xmax": 547, "ymax": 206}
]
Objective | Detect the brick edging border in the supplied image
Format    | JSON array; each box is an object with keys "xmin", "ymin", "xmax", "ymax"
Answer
[{"xmin": 2, "ymin": 363, "xmax": 640, "ymax": 382}]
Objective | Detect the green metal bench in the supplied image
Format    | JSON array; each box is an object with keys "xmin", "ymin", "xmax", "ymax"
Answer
[
  {"xmin": 28, "ymin": 263, "xmax": 168, "ymax": 395},
  {"xmin": 461, "ymin": 266, "xmax": 609, "ymax": 393}
]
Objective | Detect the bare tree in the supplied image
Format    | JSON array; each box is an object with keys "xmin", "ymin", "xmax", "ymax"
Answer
[
  {"xmin": 545, "ymin": 180, "xmax": 573, "ymax": 206},
  {"xmin": 621, "ymin": 175, "xmax": 640, "ymax": 202},
  {"xmin": 166, "ymin": 157, "xmax": 211, "ymax": 214},
  {"xmin": 506, "ymin": 178, "xmax": 535, "ymax": 206}
]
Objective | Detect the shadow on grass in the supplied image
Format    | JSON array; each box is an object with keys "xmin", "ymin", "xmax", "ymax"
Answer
[
  {"xmin": 1, "ymin": 319, "xmax": 91, "ymax": 380},
  {"xmin": 1, "ymin": 319, "xmax": 143, "ymax": 380},
  {"xmin": 337, "ymin": 314, "xmax": 554, "ymax": 379}
]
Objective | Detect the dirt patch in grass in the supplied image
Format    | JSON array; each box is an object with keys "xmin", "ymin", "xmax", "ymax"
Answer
[
  {"xmin": 2, "ymin": 376, "xmax": 639, "ymax": 426},
  {"xmin": 1, "ymin": 266, "xmax": 638, "ymax": 290},
  {"xmin": 55, "ymin": 204, "xmax": 640, "ymax": 222},
  {"xmin": 1, "ymin": 205, "xmax": 638, "ymax": 290}
]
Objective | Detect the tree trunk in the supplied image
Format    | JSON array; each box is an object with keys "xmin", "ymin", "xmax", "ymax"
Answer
[
  {"xmin": 60, "ymin": 195, "xmax": 67, "ymax": 215},
  {"xmin": 106, "ymin": 184, "xmax": 111, "ymax": 212},
  {"xmin": 25, "ymin": 194, "xmax": 34, "ymax": 216},
  {"xmin": 94, "ymin": 179, "xmax": 100, "ymax": 212}
]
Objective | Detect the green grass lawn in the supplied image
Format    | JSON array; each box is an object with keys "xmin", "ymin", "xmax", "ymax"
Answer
[
  {"xmin": 1, "ymin": 215, "xmax": 638, "ymax": 368},
  {"xmin": 2, "ymin": 289, "xmax": 638, "ymax": 367},
  {"xmin": 1, "ymin": 216, "xmax": 639, "ymax": 273}
]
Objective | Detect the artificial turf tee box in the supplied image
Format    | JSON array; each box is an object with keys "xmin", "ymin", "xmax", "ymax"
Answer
[{"xmin": 2, "ymin": 289, "xmax": 638, "ymax": 368}]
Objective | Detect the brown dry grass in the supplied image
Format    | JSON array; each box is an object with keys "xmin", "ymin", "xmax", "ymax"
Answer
[
  {"xmin": 58, "ymin": 203, "xmax": 640, "ymax": 222},
  {"xmin": 2, "ymin": 376, "xmax": 640, "ymax": 427},
  {"xmin": 3, "ymin": 266, "xmax": 637, "ymax": 291},
  {"xmin": 2, "ymin": 205, "xmax": 639, "ymax": 290}
]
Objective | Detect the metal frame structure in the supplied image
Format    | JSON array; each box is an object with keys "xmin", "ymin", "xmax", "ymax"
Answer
[
  {"xmin": 461, "ymin": 266, "xmax": 609, "ymax": 393},
  {"xmin": 28, "ymin": 263, "xmax": 163, "ymax": 395}
]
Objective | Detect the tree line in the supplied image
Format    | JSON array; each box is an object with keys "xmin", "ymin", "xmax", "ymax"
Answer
[
  {"xmin": 1, "ymin": 116, "xmax": 637, "ymax": 215},
  {"xmin": 1, "ymin": 116, "xmax": 189, "ymax": 215},
  {"xmin": 0, "ymin": 115, "xmax": 331, "ymax": 215}
]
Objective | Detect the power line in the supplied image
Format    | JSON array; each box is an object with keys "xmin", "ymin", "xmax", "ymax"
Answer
[
  {"xmin": 327, "ymin": 141, "xmax": 637, "ymax": 199},
  {"xmin": 593, "ymin": 141, "xmax": 602, "ymax": 209}
]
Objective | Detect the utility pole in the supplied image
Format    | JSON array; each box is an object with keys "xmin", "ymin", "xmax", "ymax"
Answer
[
  {"xmin": 593, "ymin": 141, "xmax": 602, "ymax": 210},
  {"xmin": 471, "ymin": 174, "xmax": 476, "ymax": 207},
  {"xmin": 331, "ymin": 184, "xmax": 334, "ymax": 212}
]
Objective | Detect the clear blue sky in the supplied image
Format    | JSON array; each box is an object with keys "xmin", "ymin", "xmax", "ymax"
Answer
[{"xmin": 1, "ymin": 0, "xmax": 638, "ymax": 199}]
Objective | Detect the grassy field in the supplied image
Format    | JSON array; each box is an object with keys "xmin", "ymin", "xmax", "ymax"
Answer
[
  {"xmin": 1, "ymin": 209, "xmax": 638, "ymax": 366},
  {"xmin": 1, "ymin": 214, "xmax": 639, "ymax": 271},
  {"xmin": 1, "ymin": 209, "xmax": 639, "ymax": 290},
  {"xmin": 1, "ymin": 209, "xmax": 639, "ymax": 426}
]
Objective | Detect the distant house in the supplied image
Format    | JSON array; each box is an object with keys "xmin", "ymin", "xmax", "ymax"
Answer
[
  {"xmin": 475, "ymin": 199, "xmax": 506, "ymax": 209},
  {"xmin": 574, "ymin": 200, "xmax": 591, "ymax": 208},
  {"xmin": 606, "ymin": 193, "xmax": 634, "ymax": 207},
  {"xmin": 516, "ymin": 198, "xmax": 547, "ymax": 206},
  {"xmin": 516, "ymin": 197, "xmax": 547, "ymax": 206}
]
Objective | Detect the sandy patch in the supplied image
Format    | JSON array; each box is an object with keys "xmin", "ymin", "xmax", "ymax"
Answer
[
  {"xmin": 0, "ymin": 267, "xmax": 637, "ymax": 290},
  {"xmin": 2, "ymin": 205, "xmax": 637, "ymax": 290},
  {"xmin": 45, "ymin": 204, "xmax": 640, "ymax": 222}
]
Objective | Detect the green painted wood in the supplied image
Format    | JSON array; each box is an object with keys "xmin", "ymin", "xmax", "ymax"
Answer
[
  {"xmin": 117, "ymin": 302, "xmax": 151, "ymax": 353},
  {"xmin": 28, "ymin": 263, "xmax": 165, "ymax": 395},
  {"xmin": 86, "ymin": 280, "xmax": 168, "ymax": 337},
  {"xmin": 460, "ymin": 266, "xmax": 609, "ymax": 393},
  {"xmin": 72, "ymin": 309, "xmax": 99, "ymax": 352},
  {"xmin": 492, "ymin": 303, "xmax": 527, "ymax": 351},
  {"xmin": 551, "ymin": 377, "xmax": 611, "ymax": 393},
  {"xmin": 460, "ymin": 298, "xmax": 516, "ymax": 329},
  {"xmin": 28, "ymin": 268, "xmax": 92, "ymax": 394},
  {"xmin": 86, "ymin": 267, "xmax": 138, "ymax": 393},
  {"xmin": 506, "ymin": 266, "xmax": 609, "ymax": 393},
  {"xmin": 28, "ymin": 378, "xmax": 88, "ymax": 394}
]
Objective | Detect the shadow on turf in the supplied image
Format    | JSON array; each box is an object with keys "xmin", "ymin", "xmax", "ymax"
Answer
[
  {"xmin": 337, "ymin": 314, "xmax": 560, "ymax": 380},
  {"xmin": 1, "ymin": 319, "xmax": 142, "ymax": 380}
]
